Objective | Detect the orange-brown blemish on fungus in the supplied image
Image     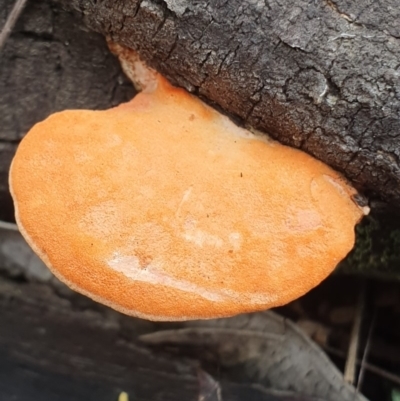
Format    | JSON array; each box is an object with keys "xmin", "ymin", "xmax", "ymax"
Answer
[{"xmin": 9, "ymin": 50, "xmax": 367, "ymax": 321}]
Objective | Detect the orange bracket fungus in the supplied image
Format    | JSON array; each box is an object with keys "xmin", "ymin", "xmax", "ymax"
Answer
[{"xmin": 9, "ymin": 44, "xmax": 368, "ymax": 321}]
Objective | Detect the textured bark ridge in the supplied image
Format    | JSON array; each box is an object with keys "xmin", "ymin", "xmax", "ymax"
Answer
[{"xmin": 60, "ymin": 0, "xmax": 400, "ymax": 211}]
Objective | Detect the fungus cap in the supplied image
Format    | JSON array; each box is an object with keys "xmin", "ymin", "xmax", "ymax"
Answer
[{"xmin": 10, "ymin": 58, "xmax": 367, "ymax": 321}]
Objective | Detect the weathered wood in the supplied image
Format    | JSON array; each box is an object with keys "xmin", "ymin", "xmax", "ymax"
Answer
[
  {"xmin": 0, "ymin": 275, "xmax": 332, "ymax": 401},
  {"xmin": 0, "ymin": 226, "xmax": 359, "ymax": 400},
  {"xmin": 0, "ymin": 277, "xmax": 198, "ymax": 401},
  {"xmin": 0, "ymin": 0, "xmax": 135, "ymax": 141},
  {"xmin": 57, "ymin": 0, "xmax": 400, "ymax": 212},
  {"xmin": 0, "ymin": 143, "xmax": 15, "ymax": 221},
  {"xmin": 0, "ymin": 0, "xmax": 134, "ymax": 221}
]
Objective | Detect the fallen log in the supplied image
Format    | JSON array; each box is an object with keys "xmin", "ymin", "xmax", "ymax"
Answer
[{"xmin": 59, "ymin": 0, "xmax": 400, "ymax": 211}]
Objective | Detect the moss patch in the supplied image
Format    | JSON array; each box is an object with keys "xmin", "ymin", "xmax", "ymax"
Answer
[{"xmin": 338, "ymin": 212, "xmax": 400, "ymax": 280}]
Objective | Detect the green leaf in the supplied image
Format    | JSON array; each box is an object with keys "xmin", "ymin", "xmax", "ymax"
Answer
[{"xmin": 391, "ymin": 388, "xmax": 400, "ymax": 401}]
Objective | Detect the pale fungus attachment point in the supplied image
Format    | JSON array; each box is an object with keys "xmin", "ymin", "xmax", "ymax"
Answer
[{"xmin": 9, "ymin": 45, "xmax": 368, "ymax": 321}]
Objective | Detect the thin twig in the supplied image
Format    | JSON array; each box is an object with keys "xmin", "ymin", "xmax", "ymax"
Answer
[
  {"xmin": 324, "ymin": 345, "xmax": 400, "ymax": 387},
  {"xmin": 0, "ymin": 220, "xmax": 19, "ymax": 231},
  {"xmin": 357, "ymin": 307, "xmax": 377, "ymax": 391},
  {"xmin": 0, "ymin": 0, "xmax": 28, "ymax": 53},
  {"xmin": 344, "ymin": 281, "xmax": 366, "ymax": 384}
]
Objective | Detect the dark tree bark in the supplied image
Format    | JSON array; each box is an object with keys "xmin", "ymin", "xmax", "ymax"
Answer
[
  {"xmin": 58, "ymin": 0, "xmax": 400, "ymax": 212},
  {"xmin": 0, "ymin": 143, "xmax": 14, "ymax": 222},
  {"xmin": 0, "ymin": 0, "xmax": 134, "ymax": 221}
]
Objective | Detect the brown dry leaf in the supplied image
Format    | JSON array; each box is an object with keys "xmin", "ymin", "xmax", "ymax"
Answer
[{"xmin": 141, "ymin": 311, "xmax": 369, "ymax": 401}]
